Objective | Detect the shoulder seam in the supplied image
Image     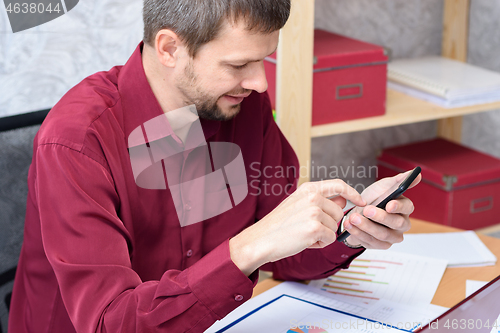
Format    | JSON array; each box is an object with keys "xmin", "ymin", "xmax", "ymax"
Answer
[
  {"xmin": 81, "ymin": 97, "xmax": 123, "ymax": 169},
  {"xmin": 37, "ymin": 142, "xmax": 114, "ymax": 181}
]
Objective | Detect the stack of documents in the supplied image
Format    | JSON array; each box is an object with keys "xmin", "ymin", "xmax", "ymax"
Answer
[
  {"xmin": 387, "ymin": 231, "xmax": 497, "ymax": 267},
  {"xmin": 388, "ymin": 56, "xmax": 500, "ymax": 108}
]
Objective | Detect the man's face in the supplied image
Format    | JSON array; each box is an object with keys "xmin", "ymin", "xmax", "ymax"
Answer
[{"xmin": 175, "ymin": 21, "xmax": 280, "ymax": 121}]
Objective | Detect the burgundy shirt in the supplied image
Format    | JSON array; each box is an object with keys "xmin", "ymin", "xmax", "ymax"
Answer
[{"xmin": 9, "ymin": 43, "xmax": 363, "ymax": 333}]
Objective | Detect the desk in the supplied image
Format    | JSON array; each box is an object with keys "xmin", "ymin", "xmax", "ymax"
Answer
[{"xmin": 253, "ymin": 219, "xmax": 500, "ymax": 309}]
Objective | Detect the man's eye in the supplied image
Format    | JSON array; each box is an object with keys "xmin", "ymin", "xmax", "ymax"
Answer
[{"xmin": 232, "ymin": 63, "xmax": 248, "ymax": 70}]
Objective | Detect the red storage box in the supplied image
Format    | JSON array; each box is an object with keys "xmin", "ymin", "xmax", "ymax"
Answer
[
  {"xmin": 264, "ymin": 29, "xmax": 388, "ymax": 125},
  {"xmin": 377, "ymin": 138, "xmax": 500, "ymax": 229}
]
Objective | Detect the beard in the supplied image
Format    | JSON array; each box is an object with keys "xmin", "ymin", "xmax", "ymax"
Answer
[{"xmin": 176, "ymin": 61, "xmax": 250, "ymax": 121}]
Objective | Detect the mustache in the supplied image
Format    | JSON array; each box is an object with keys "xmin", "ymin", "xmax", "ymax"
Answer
[{"xmin": 224, "ymin": 88, "xmax": 252, "ymax": 96}]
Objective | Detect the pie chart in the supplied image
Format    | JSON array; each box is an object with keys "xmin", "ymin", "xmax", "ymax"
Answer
[{"xmin": 287, "ymin": 327, "xmax": 328, "ymax": 333}]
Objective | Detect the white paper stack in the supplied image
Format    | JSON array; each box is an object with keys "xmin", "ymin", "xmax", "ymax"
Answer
[
  {"xmin": 388, "ymin": 56, "xmax": 500, "ymax": 108},
  {"xmin": 387, "ymin": 231, "xmax": 497, "ymax": 267}
]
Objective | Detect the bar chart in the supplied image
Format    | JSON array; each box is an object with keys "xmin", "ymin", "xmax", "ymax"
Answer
[{"xmin": 309, "ymin": 250, "xmax": 448, "ymax": 305}]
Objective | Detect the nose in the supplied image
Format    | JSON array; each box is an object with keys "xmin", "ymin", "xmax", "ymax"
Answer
[{"xmin": 241, "ymin": 61, "xmax": 268, "ymax": 94}]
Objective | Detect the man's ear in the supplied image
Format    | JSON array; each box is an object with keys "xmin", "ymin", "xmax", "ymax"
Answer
[{"xmin": 155, "ymin": 29, "xmax": 183, "ymax": 68}]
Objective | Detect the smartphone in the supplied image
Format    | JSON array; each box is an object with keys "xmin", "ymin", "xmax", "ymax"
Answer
[{"xmin": 337, "ymin": 166, "xmax": 421, "ymax": 243}]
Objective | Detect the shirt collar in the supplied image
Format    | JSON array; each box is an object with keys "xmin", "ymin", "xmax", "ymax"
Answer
[{"xmin": 118, "ymin": 42, "xmax": 221, "ymax": 145}]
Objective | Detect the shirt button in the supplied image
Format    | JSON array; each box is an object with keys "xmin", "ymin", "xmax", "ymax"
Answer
[
  {"xmin": 234, "ymin": 294, "xmax": 244, "ymax": 302},
  {"xmin": 186, "ymin": 249, "xmax": 193, "ymax": 257},
  {"xmin": 341, "ymin": 254, "xmax": 349, "ymax": 259},
  {"xmin": 184, "ymin": 204, "xmax": 192, "ymax": 211}
]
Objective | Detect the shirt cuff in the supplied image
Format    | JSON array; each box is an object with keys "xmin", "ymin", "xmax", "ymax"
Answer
[
  {"xmin": 318, "ymin": 209, "xmax": 365, "ymax": 275},
  {"xmin": 187, "ymin": 239, "xmax": 255, "ymax": 320},
  {"xmin": 320, "ymin": 240, "xmax": 365, "ymax": 275},
  {"xmin": 338, "ymin": 214, "xmax": 363, "ymax": 249}
]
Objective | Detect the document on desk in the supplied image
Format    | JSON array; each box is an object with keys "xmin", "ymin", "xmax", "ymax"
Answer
[
  {"xmin": 387, "ymin": 231, "xmax": 497, "ymax": 267},
  {"xmin": 205, "ymin": 282, "xmax": 448, "ymax": 333},
  {"xmin": 466, "ymin": 280, "xmax": 489, "ymax": 297},
  {"xmin": 308, "ymin": 250, "xmax": 447, "ymax": 306}
]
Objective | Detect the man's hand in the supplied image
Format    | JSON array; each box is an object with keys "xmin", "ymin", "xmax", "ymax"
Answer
[
  {"xmin": 229, "ymin": 180, "xmax": 366, "ymax": 276},
  {"xmin": 343, "ymin": 170, "xmax": 422, "ymax": 249}
]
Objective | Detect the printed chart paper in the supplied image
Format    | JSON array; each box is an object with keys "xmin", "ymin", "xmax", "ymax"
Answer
[
  {"xmin": 206, "ymin": 282, "xmax": 448, "ymax": 333},
  {"xmin": 309, "ymin": 250, "xmax": 447, "ymax": 306},
  {"xmin": 215, "ymin": 295, "xmax": 409, "ymax": 333}
]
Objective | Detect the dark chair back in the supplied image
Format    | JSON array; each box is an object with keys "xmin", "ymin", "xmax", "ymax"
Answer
[{"xmin": 0, "ymin": 111, "xmax": 46, "ymax": 333}]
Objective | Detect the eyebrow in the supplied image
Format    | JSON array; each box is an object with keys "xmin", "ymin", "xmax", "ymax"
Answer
[{"xmin": 221, "ymin": 46, "xmax": 278, "ymax": 65}]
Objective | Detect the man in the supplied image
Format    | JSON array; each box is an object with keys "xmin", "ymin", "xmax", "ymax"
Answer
[{"xmin": 9, "ymin": 0, "xmax": 419, "ymax": 332}]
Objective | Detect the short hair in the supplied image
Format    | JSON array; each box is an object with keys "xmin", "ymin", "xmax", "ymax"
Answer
[{"xmin": 143, "ymin": 0, "xmax": 291, "ymax": 57}]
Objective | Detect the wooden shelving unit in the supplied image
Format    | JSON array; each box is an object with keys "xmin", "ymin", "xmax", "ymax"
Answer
[
  {"xmin": 275, "ymin": 0, "xmax": 493, "ymax": 184},
  {"xmin": 311, "ymin": 89, "xmax": 500, "ymax": 137}
]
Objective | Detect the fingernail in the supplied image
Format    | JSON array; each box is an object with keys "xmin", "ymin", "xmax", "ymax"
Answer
[
  {"xmin": 351, "ymin": 216, "xmax": 361, "ymax": 225},
  {"xmin": 365, "ymin": 207, "xmax": 376, "ymax": 218},
  {"xmin": 344, "ymin": 221, "xmax": 352, "ymax": 230},
  {"xmin": 388, "ymin": 203, "xmax": 397, "ymax": 213}
]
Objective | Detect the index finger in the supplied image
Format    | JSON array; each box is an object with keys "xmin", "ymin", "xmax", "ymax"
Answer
[{"xmin": 311, "ymin": 179, "xmax": 366, "ymax": 207}]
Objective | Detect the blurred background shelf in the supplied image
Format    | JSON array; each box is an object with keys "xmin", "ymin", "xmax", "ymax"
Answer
[
  {"xmin": 276, "ymin": 0, "xmax": 475, "ymax": 183},
  {"xmin": 311, "ymin": 88, "xmax": 500, "ymax": 137}
]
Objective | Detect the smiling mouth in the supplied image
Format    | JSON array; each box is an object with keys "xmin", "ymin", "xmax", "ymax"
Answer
[{"xmin": 223, "ymin": 93, "xmax": 251, "ymax": 105}]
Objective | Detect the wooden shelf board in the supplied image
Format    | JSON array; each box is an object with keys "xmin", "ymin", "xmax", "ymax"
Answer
[{"xmin": 311, "ymin": 89, "xmax": 500, "ymax": 138}]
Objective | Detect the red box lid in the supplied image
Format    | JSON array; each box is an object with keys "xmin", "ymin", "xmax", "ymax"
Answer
[
  {"xmin": 377, "ymin": 138, "xmax": 500, "ymax": 190},
  {"xmin": 266, "ymin": 29, "xmax": 388, "ymax": 70}
]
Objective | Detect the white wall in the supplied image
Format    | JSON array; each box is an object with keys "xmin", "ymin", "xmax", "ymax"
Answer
[
  {"xmin": 463, "ymin": 0, "xmax": 500, "ymax": 157},
  {"xmin": 0, "ymin": 0, "xmax": 143, "ymax": 117}
]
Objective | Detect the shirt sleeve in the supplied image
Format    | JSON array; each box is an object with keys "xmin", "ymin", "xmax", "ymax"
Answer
[
  {"xmin": 36, "ymin": 143, "xmax": 257, "ymax": 333},
  {"xmin": 261, "ymin": 235, "xmax": 365, "ymax": 281},
  {"xmin": 256, "ymin": 93, "xmax": 364, "ymax": 281}
]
